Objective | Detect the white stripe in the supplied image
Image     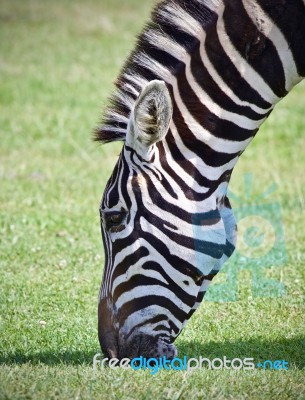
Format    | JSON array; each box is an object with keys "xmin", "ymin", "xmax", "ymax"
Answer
[
  {"xmin": 112, "ymin": 255, "xmax": 169, "ymax": 295},
  {"xmin": 194, "ymin": 0, "xmax": 220, "ymax": 10},
  {"xmin": 123, "ymin": 72, "xmax": 148, "ymax": 89},
  {"xmin": 140, "ymin": 216, "xmax": 226, "ymax": 276},
  {"xmin": 156, "ymin": 6, "xmax": 272, "ymax": 115},
  {"xmin": 101, "ymin": 228, "xmax": 113, "ymax": 298},
  {"xmin": 115, "ymin": 285, "xmax": 191, "ymax": 313},
  {"xmin": 199, "ymin": 39, "xmax": 272, "ymax": 115},
  {"xmin": 107, "ymin": 111, "xmax": 129, "ymax": 124},
  {"xmin": 201, "ymin": 279, "xmax": 211, "ymax": 292},
  {"xmin": 121, "ymin": 81, "xmax": 140, "ymax": 97},
  {"xmin": 101, "ymin": 125, "xmax": 126, "ymax": 134},
  {"xmin": 144, "ymin": 30, "xmax": 266, "ymax": 130},
  {"xmin": 120, "ymin": 305, "xmax": 183, "ymax": 335},
  {"xmin": 104, "ymin": 155, "xmax": 121, "ymax": 206},
  {"xmin": 217, "ymin": 4, "xmax": 279, "ymax": 105},
  {"xmin": 135, "ymin": 324, "xmax": 170, "ymax": 337},
  {"xmin": 134, "ymin": 52, "xmax": 253, "ymax": 154},
  {"xmin": 149, "ymin": 143, "xmax": 210, "ymax": 195},
  {"xmin": 190, "ymin": 302, "xmax": 201, "ymax": 310},
  {"xmin": 158, "ymin": 3, "xmax": 203, "ymax": 38},
  {"xmin": 114, "ymin": 89, "xmax": 134, "ymax": 109},
  {"xmin": 133, "ymin": 52, "xmax": 172, "ymax": 81},
  {"xmin": 116, "ymin": 239, "xmax": 200, "ymax": 297},
  {"xmin": 242, "ymin": 0, "xmax": 301, "ymax": 91},
  {"xmin": 184, "ymin": 54, "xmax": 266, "ymax": 130},
  {"xmin": 172, "ymin": 75, "xmax": 253, "ymax": 153},
  {"xmin": 109, "ymin": 156, "xmax": 124, "ymax": 208},
  {"xmin": 130, "ymin": 150, "xmax": 217, "ymax": 210},
  {"xmin": 168, "ymin": 121, "xmax": 240, "ymax": 182}
]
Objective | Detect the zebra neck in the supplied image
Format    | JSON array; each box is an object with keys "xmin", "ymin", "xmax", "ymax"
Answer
[{"xmin": 96, "ymin": 0, "xmax": 305, "ymax": 151}]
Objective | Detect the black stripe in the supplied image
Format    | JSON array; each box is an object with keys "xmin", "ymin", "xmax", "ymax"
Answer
[
  {"xmin": 190, "ymin": 43, "xmax": 267, "ymax": 120},
  {"xmin": 169, "ymin": 87, "xmax": 244, "ymax": 166},
  {"xmin": 171, "ymin": 0, "xmax": 217, "ymax": 30},
  {"xmin": 142, "ymin": 261, "xmax": 197, "ymax": 302},
  {"xmin": 120, "ymin": 155, "xmax": 133, "ymax": 214},
  {"xmin": 145, "ymin": 216, "xmax": 225, "ymax": 259},
  {"xmin": 152, "ymin": 13, "xmax": 198, "ymax": 54},
  {"xmin": 104, "ymin": 154, "xmax": 123, "ymax": 208},
  {"xmin": 111, "ymin": 246, "xmax": 149, "ymax": 282},
  {"xmin": 205, "ymin": 22, "xmax": 272, "ymax": 109},
  {"xmin": 257, "ymin": 0, "xmax": 305, "ymax": 77},
  {"xmin": 159, "ymin": 138, "xmax": 234, "ymax": 200},
  {"xmin": 113, "ymin": 272, "xmax": 195, "ymax": 307},
  {"xmin": 118, "ymin": 295, "xmax": 188, "ymax": 325},
  {"xmin": 140, "ymin": 162, "xmax": 179, "ymax": 200},
  {"xmin": 113, "ymin": 228, "xmax": 205, "ymax": 282},
  {"xmin": 131, "ymin": 149, "xmax": 226, "ymax": 213},
  {"xmin": 223, "ymin": 240, "xmax": 236, "ymax": 258},
  {"xmin": 176, "ymin": 64, "xmax": 258, "ymax": 141},
  {"xmin": 224, "ymin": 0, "xmax": 287, "ymax": 97},
  {"xmin": 138, "ymin": 46, "xmax": 180, "ymax": 76},
  {"xmin": 125, "ymin": 314, "xmax": 172, "ymax": 339}
]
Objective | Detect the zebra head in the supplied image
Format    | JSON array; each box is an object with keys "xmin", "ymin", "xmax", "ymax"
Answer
[
  {"xmin": 98, "ymin": 80, "xmax": 234, "ymax": 360},
  {"xmin": 95, "ymin": 0, "xmax": 305, "ymax": 364}
]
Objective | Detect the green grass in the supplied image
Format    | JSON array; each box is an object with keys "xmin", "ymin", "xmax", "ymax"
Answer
[{"xmin": 0, "ymin": 1, "xmax": 304, "ymax": 399}]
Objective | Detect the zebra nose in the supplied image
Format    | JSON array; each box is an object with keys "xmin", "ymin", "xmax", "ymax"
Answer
[
  {"xmin": 118, "ymin": 333, "xmax": 177, "ymax": 360},
  {"xmin": 98, "ymin": 298, "xmax": 119, "ymax": 359}
]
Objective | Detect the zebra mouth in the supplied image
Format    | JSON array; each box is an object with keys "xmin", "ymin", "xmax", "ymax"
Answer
[{"xmin": 118, "ymin": 332, "xmax": 177, "ymax": 360}]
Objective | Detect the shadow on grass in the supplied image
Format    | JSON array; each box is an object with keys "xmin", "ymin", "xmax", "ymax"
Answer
[
  {"xmin": 0, "ymin": 350, "xmax": 98, "ymax": 366},
  {"xmin": 1, "ymin": 335, "xmax": 304, "ymax": 368}
]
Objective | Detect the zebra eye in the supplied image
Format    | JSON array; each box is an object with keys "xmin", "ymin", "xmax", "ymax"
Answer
[{"xmin": 103, "ymin": 211, "xmax": 126, "ymax": 232}]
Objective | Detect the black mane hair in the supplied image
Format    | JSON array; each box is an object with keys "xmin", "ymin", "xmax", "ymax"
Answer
[{"xmin": 94, "ymin": 0, "xmax": 218, "ymax": 144}]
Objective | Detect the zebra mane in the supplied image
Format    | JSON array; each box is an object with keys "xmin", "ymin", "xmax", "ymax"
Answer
[{"xmin": 94, "ymin": 0, "xmax": 220, "ymax": 144}]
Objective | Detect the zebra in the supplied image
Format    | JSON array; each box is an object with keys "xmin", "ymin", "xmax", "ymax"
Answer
[{"xmin": 94, "ymin": 0, "xmax": 305, "ymax": 360}]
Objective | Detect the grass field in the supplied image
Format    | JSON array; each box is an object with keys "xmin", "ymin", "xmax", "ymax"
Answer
[{"xmin": 0, "ymin": 1, "xmax": 304, "ymax": 399}]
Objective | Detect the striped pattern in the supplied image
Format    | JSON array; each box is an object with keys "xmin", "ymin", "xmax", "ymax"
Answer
[{"xmin": 96, "ymin": 0, "xmax": 305, "ymax": 359}]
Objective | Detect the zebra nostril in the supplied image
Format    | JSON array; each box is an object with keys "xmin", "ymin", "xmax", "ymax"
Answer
[{"xmin": 118, "ymin": 333, "xmax": 177, "ymax": 360}]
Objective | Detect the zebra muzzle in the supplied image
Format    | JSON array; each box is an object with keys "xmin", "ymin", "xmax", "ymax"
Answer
[{"xmin": 117, "ymin": 332, "xmax": 177, "ymax": 361}]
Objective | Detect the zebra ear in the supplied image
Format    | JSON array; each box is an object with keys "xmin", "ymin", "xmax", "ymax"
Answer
[{"xmin": 127, "ymin": 80, "xmax": 173, "ymax": 154}]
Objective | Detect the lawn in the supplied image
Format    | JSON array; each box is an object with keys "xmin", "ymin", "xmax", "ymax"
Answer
[{"xmin": 0, "ymin": 1, "xmax": 304, "ymax": 399}]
